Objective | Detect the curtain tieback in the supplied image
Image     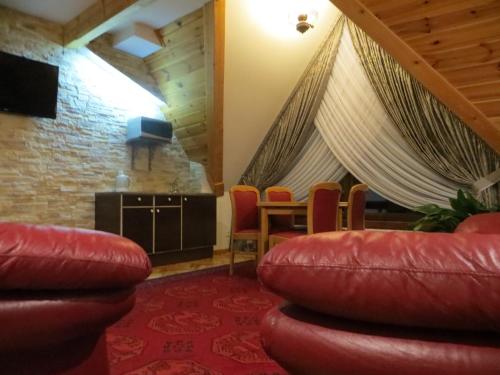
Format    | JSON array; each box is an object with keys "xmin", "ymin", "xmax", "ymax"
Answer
[{"xmin": 472, "ymin": 167, "xmax": 500, "ymax": 195}]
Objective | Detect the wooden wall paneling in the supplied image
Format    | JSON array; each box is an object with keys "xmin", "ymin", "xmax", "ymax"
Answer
[
  {"xmin": 330, "ymin": 0, "xmax": 500, "ymax": 153},
  {"xmin": 174, "ymin": 122, "xmax": 207, "ymax": 139},
  {"xmin": 178, "ymin": 133, "xmax": 208, "ymax": 149},
  {"xmin": 171, "ymin": 110, "xmax": 206, "ymax": 129},
  {"xmin": 64, "ymin": 0, "xmax": 155, "ymax": 48},
  {"xmin": 153, "ymin": 55, "xmax": 205, "ymax": 84},
  {"xmin": 203, "ymin": 0, "xmax": 225, "ymax": 196},
  {"xmin": 146, "ymin": 45, "xmax": 204, "ymax": 73},
  {"xmin": 160, "ymin": 67, "xmax": 206, "ymax": 93},
  {"xmin": 158, "ymin": 9, "xmax": 203, "ymax": 37},
  {"xmin": 163, "ymin": 82, "xmax": 207, "ymax": 107},
  {"xmin": 144, "ymin": 7, "xmax": 209, "ymax": 168},
  {"xmin": 164, "ymin": 98, "xmax": 206, "ymax": 118},
  {"xmin": 162, "ymin": 18, "xmax": 204, "ymax": 48}
]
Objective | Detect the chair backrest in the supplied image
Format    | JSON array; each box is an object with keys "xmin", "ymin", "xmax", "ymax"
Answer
[
  {"xmin": 307, "ymin": 182, "xmax": 342, "ymax": 234},
  {"xmin": 347, "ymin": 184, "xmax": 369, "ymax": 230},
  {"xmin": 230, "ymin": 185, "xmax": 260, "ymax": 232},
  {"xmin": 264, "ymin": 186, "xmax": 294, "ymax": 230}
]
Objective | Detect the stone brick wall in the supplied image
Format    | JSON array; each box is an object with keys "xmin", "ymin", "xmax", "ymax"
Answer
[{"xmin": 0, "ymin": 6, "xmax": 202, "ymax": 229}]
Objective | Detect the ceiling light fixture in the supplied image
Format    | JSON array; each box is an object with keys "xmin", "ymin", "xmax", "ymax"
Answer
[{"xmin": 296, "ymin": 13, "xmax": 314, "ymax": 33}]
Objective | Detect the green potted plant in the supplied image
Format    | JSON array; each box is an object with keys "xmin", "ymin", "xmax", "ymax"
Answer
[{"xmin": 411, "ymin": 189, "xmax": 500, "ymax": 232}]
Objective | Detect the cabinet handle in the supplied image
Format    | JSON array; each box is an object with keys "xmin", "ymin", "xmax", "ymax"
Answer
[
  {"xmin": 168, "ymin": 197, "xmax": 172, "ymax": 202},
  {"xmin": 184, "ymin": 197, "xmax": 188, "ymax": 202},
  {"xmin": 156, "ymin": 209, "xmax": 160, "ymax": 213},
  {"xmin": 137, "ymin": 197, "xmax": 142, "ymax": 202},
  {"xmin": 150, "ymin": 209, "xmax": 154, "ymax": 213}
]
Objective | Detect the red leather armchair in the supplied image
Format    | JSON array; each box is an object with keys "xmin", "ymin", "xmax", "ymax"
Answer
[
  {"xmin": 258, "ymin": 213, "xmax": 500, "ymax": 375},
  {"xmin": 0, "ymin": 222, "xmax": 151, "ymax": 375}
]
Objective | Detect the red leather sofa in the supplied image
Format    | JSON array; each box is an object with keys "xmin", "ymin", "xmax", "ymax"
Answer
[
  {"xmin": 0, "ymin": 222, "xmax": 151, "ymax": 375},
  {"xmin": 258, "ymin": 213, "xmax": 500, "ymax": 375}
]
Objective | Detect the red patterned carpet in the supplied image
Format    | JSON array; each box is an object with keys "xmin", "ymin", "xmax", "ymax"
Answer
[{"xmin": 106, "ymin": 264, "xmax": 287, "ymax": 375}]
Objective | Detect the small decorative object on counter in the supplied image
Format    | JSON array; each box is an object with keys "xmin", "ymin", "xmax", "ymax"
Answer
[
  {"xmin": 115, "ymin": 170, "xmax": 130, "ymax": 192},
  {"xmin": 169, "ymin": 177, "xmax": 180, "ymax": 194}
]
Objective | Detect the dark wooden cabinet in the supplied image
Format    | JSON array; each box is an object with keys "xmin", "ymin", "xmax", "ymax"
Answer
[
  {"xmin": 95, "ymin": 193, "xmax": 216, "ymax": 266},
  {"xmin": 155, "ymin": 206, "xmax": 181, "ymax": 252},
  {"xmin": 182, "ymin": 195, "xmax": 216, "ymax": 249},
  {"xmin": 123, "ymin": 207, "xmax": 154, "ymax": 254}
]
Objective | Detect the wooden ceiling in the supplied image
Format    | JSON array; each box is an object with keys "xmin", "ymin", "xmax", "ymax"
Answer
[
  {"xmin": 145, "ymin": 8, "xmax": 208, "ymax": 165},
  {"xmin": 331, "ymin": 0, "xmax": 500, "ymax": 153},
  {"xmin": 144, "ymin": 2, "xmax": 224, "ymax": 195}
]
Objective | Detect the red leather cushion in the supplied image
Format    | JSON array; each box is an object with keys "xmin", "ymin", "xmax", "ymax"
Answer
[
  {"xmin": 233, "ymin": 190, "xmax": 258, "ymax": 231},
  {"xmin": 455, "ymin": 213, "xmax": 500, "ymax": 234},
  {"xmin": 261, "ymin": 304, "xmax": 500, "ymax": 375},
  {"xmin": 0, "ymin": 222, "xmax": 151, "ymax": 290},
  {"xmin": 258, "ymin": 230, "xmax": 500, "ymax": 331},
  {"xmin": 0, "ymin": 288, "xmax": 135, "ymax": 352}
]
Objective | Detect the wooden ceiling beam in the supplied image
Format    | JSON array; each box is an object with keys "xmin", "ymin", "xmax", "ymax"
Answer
[
  {"xmin": 203, "ymin": 0, "xmax": 225, "ymax": 196},
  {"xmin": 330, "ymin": 0, "xmax": 500, "ymax": 153},
  {"xmin": 63, "ymin": 0, "xmax": 154, "ymax": 48}
]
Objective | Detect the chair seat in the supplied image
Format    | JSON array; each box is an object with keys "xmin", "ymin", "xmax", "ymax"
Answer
[
  {"xmin": 270, "ymin": 230, "xmax": 307, "ymax": 239},
  {"xmin": 234, "ymin": 229, "xmax": 260, "ymax": 234}
]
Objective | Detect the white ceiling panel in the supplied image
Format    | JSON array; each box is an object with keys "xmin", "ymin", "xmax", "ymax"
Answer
[{"xmin": 0, "ymin": 0, "xmax": 94, "ymax": 23}]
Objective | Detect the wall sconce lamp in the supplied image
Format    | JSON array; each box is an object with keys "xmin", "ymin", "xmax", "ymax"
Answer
[{"xmin": 296, "ymin": 14, "xmax": 314, "ymax": 33}]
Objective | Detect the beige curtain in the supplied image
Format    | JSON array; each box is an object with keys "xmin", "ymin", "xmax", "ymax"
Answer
[
  {"xmin": 348, "ymin": 21, "xmax": 500, "ymax": 206},
  {"xmin": 239, "ymin": 16, "xmax": 344, "ymax": 189},
  {"xmin": 277, "ymin": 129, "xmax": 348, "ymax": 201}
]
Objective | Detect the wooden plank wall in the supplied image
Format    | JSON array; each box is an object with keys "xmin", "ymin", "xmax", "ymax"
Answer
[
  {"xmin": 145, "ymin": 9, "xmax": 209, "ymax": 165},
  {"xmin": 357, "ymin": 0, "xmax": 500, "ymax": 149}
]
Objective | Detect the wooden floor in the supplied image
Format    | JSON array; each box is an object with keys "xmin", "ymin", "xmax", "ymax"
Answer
[{"xmin": 149, "ymin": 249, "xmax": 256, "ymax": 279}]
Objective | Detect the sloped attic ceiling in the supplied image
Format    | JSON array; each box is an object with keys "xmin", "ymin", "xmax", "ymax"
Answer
[{"xmin": 330, "ymin": 0, "xmax": 500, "ymax": 154}]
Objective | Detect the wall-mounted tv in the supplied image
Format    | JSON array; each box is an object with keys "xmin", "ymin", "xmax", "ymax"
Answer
[{"xmin": 0, "ymin": 51, "xmax": 59, "ymax": 119}]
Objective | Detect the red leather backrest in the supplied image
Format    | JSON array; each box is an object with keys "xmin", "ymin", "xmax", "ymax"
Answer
[
  {"xmin": 268, "ymin": 190, "xmax": 293, "ymax": 230},
  {"xmin": 350, "ymin": 190, "xmax": 366, "ymax": 230},
  {"xmin": 312, "ymin": 189, "xmax": 340, "ymax": 233},
  {"xmin": 455, "ymin": 213, "xmax": 500, "ymax": 234},
  {"xmin": 233, "ymin": 190, "xmax": 259, "ymax": 231},
  {"xmin": 268, "ymin": 191, "xmax": 292, "ymax": 202}
]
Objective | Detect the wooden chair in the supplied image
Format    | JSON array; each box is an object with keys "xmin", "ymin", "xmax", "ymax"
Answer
[
  {"xmin": 269, "ymin": 182, "xmax": 342, "ymax": 248},
  {"xmin": 347, "ymin": 183, "xmax": 369, "ymax": 230},
  {"xmin": 229, "ymin": 185, "xmax": 261, "ymax": 275},
  {"xmin": 264, "ymin": 186, "xmax": 295, "ymax": 232}
]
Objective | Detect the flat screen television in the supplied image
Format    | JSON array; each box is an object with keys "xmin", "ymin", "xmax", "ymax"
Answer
[{"xmin": 0, "ymin": 51, "xmax": 59, "ymax": 119}]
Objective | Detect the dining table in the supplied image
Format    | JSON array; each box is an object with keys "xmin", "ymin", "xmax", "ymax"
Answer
[{"xmin": 257, "ymin": 201, "xmax": 348, "ymax": 260}]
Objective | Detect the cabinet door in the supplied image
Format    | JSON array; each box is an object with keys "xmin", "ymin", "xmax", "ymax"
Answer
[
  {"xmin": 182, "ymin": 195, "xmax": 216, "ymax": 249},
  {"xmin": 122, "ymin": 208, "xmax": 153, "ymax": 254},
  {"xmin": 155, "ymin": 207, "xmax": 181, "ymax": 253}
]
